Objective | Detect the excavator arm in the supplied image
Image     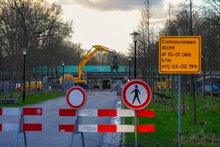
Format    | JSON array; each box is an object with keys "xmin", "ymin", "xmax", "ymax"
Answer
[{"xmin": 75, "ymin": 45, "xmax": 118, "ymax": 83}]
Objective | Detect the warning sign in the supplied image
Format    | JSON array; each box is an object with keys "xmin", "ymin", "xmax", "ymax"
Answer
[{"xmin": 159, "ymin": 36, "xmax": 201, "ymax": 74}]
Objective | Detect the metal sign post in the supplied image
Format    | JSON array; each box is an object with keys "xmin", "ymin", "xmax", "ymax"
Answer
[
  {"xmin": 178, "ymin": 74, "xmax": 181, "ymax": 147},
  {"xmin": 134, "ymin": 111, "xmax": 138, "ymax": 147},
  {"xmin": 177, "ymin": 29, "xmax": 181, "ymax": 147}
]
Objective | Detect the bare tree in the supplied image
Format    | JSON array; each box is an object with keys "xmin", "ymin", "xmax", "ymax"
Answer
[
  {"xmin": 0, "ymin": 0, "xmax": 83, "ymax": 95},
  {"xmin": 135, "ymin": 0, "xmax": 151, "ymax": 84}
]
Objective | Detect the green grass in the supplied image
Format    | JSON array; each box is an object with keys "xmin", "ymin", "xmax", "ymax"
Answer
[
  {"xmin": 124, "ymin": 93, "xmax": 220, "ymax": 147},
  {"xmin": 0, "ymin": 91, "xmax": 64, "ymax": 107}
]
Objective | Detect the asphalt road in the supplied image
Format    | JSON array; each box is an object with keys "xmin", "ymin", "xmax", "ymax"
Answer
[{"xmin": 0, "ymin": 90, "xmax": 120, "ymax": 147}]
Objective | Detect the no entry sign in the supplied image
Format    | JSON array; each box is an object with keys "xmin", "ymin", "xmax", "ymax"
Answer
[
  {"xmin": 66, "ymin": 86, "xmax": 87, "ymax": 109},
  {"xmin": 121, "ymin": 79, "xmax": 152, "ymax": 110}
]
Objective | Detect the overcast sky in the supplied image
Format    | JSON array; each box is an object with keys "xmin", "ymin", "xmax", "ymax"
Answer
[{"xmin": 46, "ymin": 0, "xmax": 203, "ymax": 53}]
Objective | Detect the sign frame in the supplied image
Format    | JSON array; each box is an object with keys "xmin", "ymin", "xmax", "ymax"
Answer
[
  {"xmin": 121, "ymin": 79, "xmax": 152, "ymax": 110},
  {"xmin": 66, "ymin": 86, "xmax": 87, "ymax": 109},
  {"xmin": 159, "ymin": 36, "xmax": 201, "ymax": 74}
]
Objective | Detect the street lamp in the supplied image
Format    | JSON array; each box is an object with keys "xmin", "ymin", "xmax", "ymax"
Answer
[
  {"xmin": 22, "ymin": 48, "xmax": 28, "ymax": 103},
  {"xmin": 129, "ymin": 57, "xmax": 131, "ymax": 80},
  {"xmin": 62, "ymin": 62, "xmax": 65, "ymax": 83},
  {"xmin": 130, "ymin": 31, "xmax": 140, "ymax": 78},
  {"xmin": 130, "ymin": 31, "xmax": 140, "ymax": 147}
]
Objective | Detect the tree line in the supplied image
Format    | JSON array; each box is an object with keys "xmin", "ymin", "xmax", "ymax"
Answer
[
  {"xmin": 0, "ymin": 0, "xmax": 128, "ymax": 83},
  {"xmin": 0, "ymin": 0, "xmax": 78, "ymax": 80}
]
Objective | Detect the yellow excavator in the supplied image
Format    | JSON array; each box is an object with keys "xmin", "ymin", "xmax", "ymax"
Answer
[{"xmin": 64, "ymin": 45, "xmax": 119, "ymax": 84}]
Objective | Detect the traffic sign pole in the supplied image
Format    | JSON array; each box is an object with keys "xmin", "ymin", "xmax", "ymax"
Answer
[
  {"xmin": 178, "ymin": 75, "xmax": 181, "ymax": 147},
  {"xmin": 177, "ymin": 29, "xmax": 181, "ymax": 147},
  {"xmin": 134, "ymin": 111, "xmax": 138, "ymax": 147}
]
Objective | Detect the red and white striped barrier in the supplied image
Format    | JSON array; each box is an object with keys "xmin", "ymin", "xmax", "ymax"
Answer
[
  {"xmin": 59, "ymin": 109, "xmax": 155, "ymax": 133},
  {"xmin": 0, "ymin": 108, "xmax": 42, "ymax": 116},
  {"xmin": 59, "ymin": 109, "xmax": 155, "ymax": 117},
  {"xmin": 0, "ymin": 108, "xmax": 42, "ymax": 132},
  {"xmin": 59, "ymin": 124, "xmax": 155, "ymax": 133}
]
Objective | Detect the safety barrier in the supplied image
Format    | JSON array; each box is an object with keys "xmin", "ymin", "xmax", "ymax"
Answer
[
  {"xmin": 59, "ymin": 109, "xmax": 155, "ymax": 133},
  {"xmin": 0, "ymin": 108, "xmax": 155, "ymax": 146},
  {"xmin": 59, "ymin": 108, "xmax": 155, "ymax": 147},
  {"xmin": 0, "ymin": 107, "xmax": 42, "ymax": 147}
]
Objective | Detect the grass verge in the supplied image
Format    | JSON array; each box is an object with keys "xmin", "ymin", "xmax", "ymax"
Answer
[
  {"xmin": 124, "ymin": 94, "xmax": 220, "ymax": 147},
  {"xmin": 0, "ymin": 91, "xmax": 64, "ymax": 107}
]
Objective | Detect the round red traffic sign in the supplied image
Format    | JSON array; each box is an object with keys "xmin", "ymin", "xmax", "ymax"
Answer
[
  {"xmin": 121, "ymin": 79, "xmax": 152, "ymax": 110},
  {"xmin": 66, "ymin": 86, "xmax": 87, "ymax": 109}
]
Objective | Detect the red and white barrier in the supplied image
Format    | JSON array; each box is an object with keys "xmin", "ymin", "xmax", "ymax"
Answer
[
  {"xmin": 0, "ymin": 123, "xmax": 42, "ymax": 132},
  {"xmin": 59, "ymin": 109, "xmax": 155, "ymax": 117},
  {"xmin": 59, "ymin": 109, "xmax": 155, "ymax": 133},
  {"xmin": 59, "ymin": 124, "xmax": 155, "ymax": 133},
  {"xmin": 0, "ymin": 108, "xmax": 42, "ymax": 116},
  {"xmin": 0, "ymin": 107, "xmax": 43, "ymax": 147},
  {"xmin": 0, "ymin": 108, "xmax": 42, "ymax": 132},
  {"xmin": 0, "ymin": 108, "xmax": 22, "ymax": 116}
]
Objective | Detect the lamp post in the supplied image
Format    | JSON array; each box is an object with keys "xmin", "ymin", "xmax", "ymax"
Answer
[
  {"xmin": 129, "ymin": 57, "xmax": 131, "ymax": 80},
  {"xmin": 22, "ymin": 48, "xmax": 28, "ymax": 103},
  {"xmin": 130, "ymin": 31, "xmax": 140, "ymax": 79},
  {"xmin": 62, "ymin": 62, "xmax": 65, "ymax": 83},
  {"xmin": 130, "ymin": 31, "xmax": 140, "ymax": 147}
]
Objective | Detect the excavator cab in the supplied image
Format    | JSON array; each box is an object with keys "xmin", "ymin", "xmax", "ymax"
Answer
[{"xmin": 111, "ymin": 53, "xmax": 119, "ymax": 72}]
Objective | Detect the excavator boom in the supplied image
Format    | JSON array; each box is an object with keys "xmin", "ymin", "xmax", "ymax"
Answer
[
  {"xmin": 77, "ymin": 45, "xmax": 118, "ymax": 83},
  {"xmin": 63, "ymin": 45, "xmax": 118, "ymax": 84}
]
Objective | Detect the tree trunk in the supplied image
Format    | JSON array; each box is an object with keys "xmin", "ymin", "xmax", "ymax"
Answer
[
  {"xmin": 209, "ymin": 70, "xmax": 213, "ymax": 100},
  {"xmin": 203, "ymin": 67, "xmax": 206, "ymax": 99}
]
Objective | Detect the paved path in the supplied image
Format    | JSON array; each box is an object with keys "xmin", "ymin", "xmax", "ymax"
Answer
[{"xmin": 0, "ymin": 90, "xmax": 120, "ymax": 147}]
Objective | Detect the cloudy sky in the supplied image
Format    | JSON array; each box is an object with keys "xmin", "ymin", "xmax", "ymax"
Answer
[{"xmin": 46, "ymin": 0, "xmax": 203, "ymax": 53}]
